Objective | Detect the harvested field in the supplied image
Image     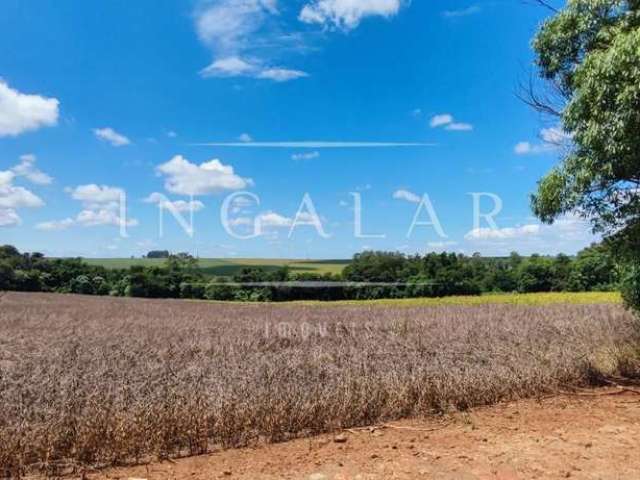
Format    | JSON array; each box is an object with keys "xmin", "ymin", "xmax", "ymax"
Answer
[
  {"xmin": 0, "ymin": 292, "xmax": 639, "ymax": 477},
  {"xmin": 94, "ymin": 389, "xmax": 640, "ymax": 480}
]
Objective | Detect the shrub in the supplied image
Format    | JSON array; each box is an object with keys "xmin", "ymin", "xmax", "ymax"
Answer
[{"xmin": 621, "ymin": 265, "xmax": 640, "ymax": 314}]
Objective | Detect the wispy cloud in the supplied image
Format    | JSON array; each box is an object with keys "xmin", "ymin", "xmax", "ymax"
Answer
[
  {"xmin": 429, "ymin": 113, "xmax": 473, "ymax": 132},
  {"xmin": 292, "ymin": 151, "xmax": 320, "ymax": 160},
  {"xmin": 442, "ymin": 5, "xmax": 481, "ymax": 18},
  {"xmin": 94, "ymin": 127, "xmax": 131, "ymax": 147},
  {"xmin": 193, "ymin": 141, "xmax": 435, "ymax": 148},
  {"xmin": 194, "ymin": 0, "xmax": 309, "ymax": 82},
  {"xmin": 194, "ymin": 0, "xmax": 408, "ymax": 81},
  {"xmin": 393, "ymin": 189, "xmax": 421, "ymax": 203}
]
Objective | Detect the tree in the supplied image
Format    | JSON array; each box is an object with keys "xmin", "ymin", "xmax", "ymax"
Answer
[
  {"xmin": 146, "ymin": 250, "xmax": 170, "ymax": 259},
  {"xmin": 529, "ymin": 0, "xmax": 640, "ymax": 310}
]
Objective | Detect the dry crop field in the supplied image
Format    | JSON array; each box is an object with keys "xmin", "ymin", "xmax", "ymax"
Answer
[{"xmin": 0, "ymin": 292, "xmax": 639, "ymax": 477}]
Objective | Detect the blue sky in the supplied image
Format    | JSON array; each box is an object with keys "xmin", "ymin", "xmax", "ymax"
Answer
[{"xmin": 0, "ymin": 0, "xmax": 594, "ymax": 259}]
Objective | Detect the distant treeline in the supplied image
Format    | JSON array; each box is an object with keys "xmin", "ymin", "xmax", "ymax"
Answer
[{"xmin": 0, "ymin": 244, "xmax": 620, "ymax": 302}]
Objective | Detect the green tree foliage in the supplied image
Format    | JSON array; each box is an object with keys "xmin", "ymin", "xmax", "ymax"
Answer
[
  {"xmin": 530, "ymin": 0, "xmax": 640, "ymax": 309},
  {"xmin": 0, "ymin": 245, "xmax": 623, "ymax": 302}
]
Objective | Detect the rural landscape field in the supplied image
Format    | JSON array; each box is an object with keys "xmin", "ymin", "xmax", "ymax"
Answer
[
  {"xmin": 1, "ymin": 291, "xmax": 639, "ymax": 478},
  {"xmin": 82, "ymin": 258, "xmax": 349, "ymax": 277},
  {"xmin": 3, "ymin": 0, "xmax": 640, "ymax": 478}
]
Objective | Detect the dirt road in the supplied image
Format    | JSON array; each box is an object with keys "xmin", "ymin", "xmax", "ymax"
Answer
[{"xmin": 91, "ymin": 389, "xmax": 639, "ymax": 480}]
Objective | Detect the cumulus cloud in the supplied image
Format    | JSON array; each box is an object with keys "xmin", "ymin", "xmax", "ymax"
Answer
[
  {"xmin": 465, "ymin": 224, "xmax": 541, "ymax": 240},
  {"xmin": 68, "ymin": 184, "xmax": 125, "ymax": 204},
  {"xmin": 299, "ymin": 0, "xmax": 404, "ymax": 30},
  {"xmin": 37, "ymin": 184, "xmax": 137, "ymax": 231},
  {"xmin": 93, "ymin": 127, "xmax": 131, "ymax": 146},
  {"xmin": 144, "ymin": 192, "xmax": 205, "ymax": 212},
  {"xmin": 195, "ymin": 0, "xmax": 308, "ymax": 82},
  {"xmin": 463, "ymin": 214, "xmax": 597, "ymax": 255},
  {"xmin": 11, "ymin": 154, "xmax": 53, "ymax": 185},
  {"xmin": 35, "ymin": 218, "xmax": 75, "ymax": 231},
  {"xmin": 0, "ymin": 185, "xmax": 44, "ymax": 209},
  {"xmin": 0, "ymin": 80, "xmax": 59, "ymax": 137},
  {"xmin": 0, "ymin": 155, "xmax": 51, "ymax": 227},
  {"xmin": 393, "ymin": 189, "xmax": 421, "ymax": 203},
  {"xmin": 229, "ymin": 210, "xmax": 322, "ymax": 232},
  {"xmin": 429, "ymin": 114, "xmax": 453, "ymax": 128},
  {"xmin": 0, "ymin": 209, "xmax": 21, "ymax": 227},
  {"xmin": 514, "ymin": 126, "xmax": 572, "ymax": 155},
  {"xmin": 238, "ymin": 132, "xmax": 253, "ymax": 143},
  {"xmin": 257, "ymin": 211, "xmax": 293, "ymax": 228},
  {"xmin": 156, "ymin": 155, "xmax": 252, "ymax": 196},
  {"xmin": 430, "ymin": 113, "xmax": 473, "ymax": 132},
  {"xmin": 75, "ymin": 208, "xmax": 138, "ymax": 228}
]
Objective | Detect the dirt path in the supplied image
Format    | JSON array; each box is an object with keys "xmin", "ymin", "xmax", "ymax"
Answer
[{"xmin": 90, "ymin": 390, "xmax": 639, "ymax": 480}]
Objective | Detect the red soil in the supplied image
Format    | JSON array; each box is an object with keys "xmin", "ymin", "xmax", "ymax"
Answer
[{"xmin": 86, "ymin": 389, "xmax": 640, "ymax": 480}]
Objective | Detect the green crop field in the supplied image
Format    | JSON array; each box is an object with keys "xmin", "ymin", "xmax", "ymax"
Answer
[{"xmin": 82, "ymin": 258, "xmax": 350, "ymax": 276}]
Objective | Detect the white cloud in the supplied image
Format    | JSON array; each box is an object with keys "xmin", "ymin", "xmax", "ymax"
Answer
[
  {"xmin": 94, "ymin": 127, "xmax": 131, "ymax": 147},
  {"xmin": 257, "ymin": 211, "xmax": 293, "ymax": 228},
  {"xmin": 299, "ymin": 0, "xmax": 404, "ymax": 30},
  {"xmin": 292, "ymin": 151, "xmax": 320, "ymax": 160},
  {"xmin": 35, "ymin": 218, "xmax": 75, "ymax": 231},
  {"xmin": 462, "ymin": 214, "xmax": 597, "ymax": 256},
  {"xmin": 515, "ymin": 126, "xmax": 572, "ymax": 155},
  {"xmin": 0, "ymin": 80, "xmax": 59, "ymax": 137},
  {"xmin": 442, "ymin": 5, "xmax": 481, "ymax": 18},
  {"xmin": 0, "ymin": 209, "xmax": 21, "ymax": 227},
  {"xmin": 229, "ymin": 210, "xmax": 322, "ymax": 231},
  {"xmin": 69, "ymin": 184, "xmax": 124, "ymax": 204},
  {"xmin": 430, "ymin": 113, "xmax": 473, "ymax": 132},
  {"xmin": 200, "ymin": 56, "xmax": 257, "ymax": 77},
  {"xmin": 238, "ymin": 132, "xmax": 253, "ymax": 143},
  {"xmin": 229, "ymin": 216, "xmax": 254, "ymax": 227},
  {"xmin": 37, "ymin": 184, "xmax": 138, "ymax": 230},
  {"xmin": 156, "ymin": 155, "xmax": 252, "ymax": 195},
  {"xmin": 0, "ymin": 156, "xmax": 51, "ymax": 227},
  {"xmin": 541, "ymin": 126, "xmax": 571, "ymax": 144},
  {"xmin": 429, "ymin": 114, "xmax": 453, "ymax": 128},
  {"xmin": 0, "ymin": 185, "xmax": 44, "ymax": 209},
  {"xmin": 11, "ymin": 154, "xmax": 53, "ymax": 185},
  {"xmin": 393, "ymin": 189, "xmax": 421, "ymax": 203},
  {"xmin": 167, "ymin": 130, "xmax": 178, "ymax": 138},
  {"xmin": 427, "ymin": 240, "xmax": 459, "ymax": 249},
  {"xmin": 257, "ymin": 67, "xmax": 309, "ymax": 82},
  {"xmin": 0, "ymin": 171, "xmax": 14, "ymax": 187},
  {"xmin": 465, "ymin": 224, "xmax": 541, "ymax": 240},
  {"xmin": 195, "ymin": 0, "xmax": 308, "ymax": 82},
  {"xmin": 445, "ymin": 122, "xmax": 473, "ymax": 131},
  {"xmin": 75, "ymin": 208, "xmax": 138, "ymax": 228},
  {"xmin": 230, "ymin": 195, "xmax": 255, "ymax": 213},
  {"xmin": 144, "ymin": 192, "xmax": 205, "ymax": 212}
]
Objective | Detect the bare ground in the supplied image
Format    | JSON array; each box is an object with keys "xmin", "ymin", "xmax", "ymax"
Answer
[{"xmin": 85, "ymin": 389, "xmax": 640, "ymax": 480}]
